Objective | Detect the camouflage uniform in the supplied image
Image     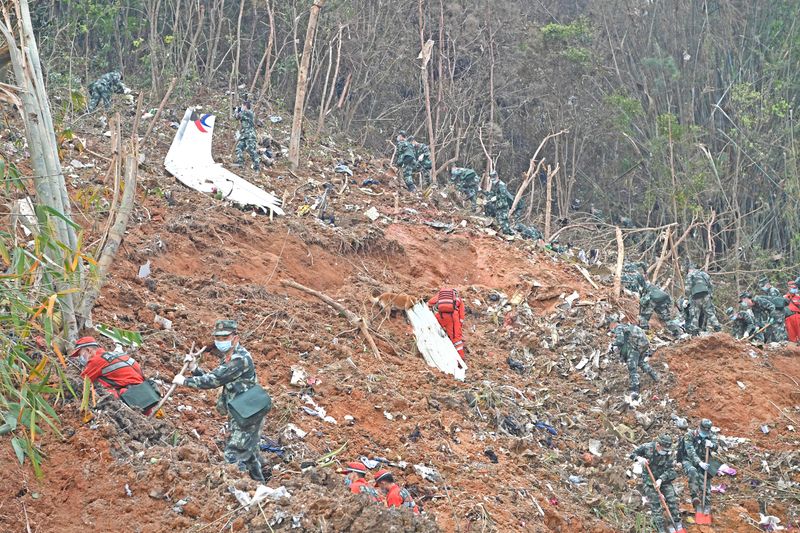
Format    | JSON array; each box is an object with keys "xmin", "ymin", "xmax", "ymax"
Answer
[
  {"xmin": 745, "ymin": 294, "xmax": 774, "ymax": 342},
  {"xmin": 728, "ymin": 303, "xmax": 757, "ymax": 339},
  {"xmin": 413, "ymin": 140, "xmax": 432, "ymax": 187},
  {"xmin": 612, "ymin": 323, "xmax": 659, "ymax": 395},
  {"xmin": 685, "ymin": 267, "xmax": 721, "ymax": 334},
  {"xmin": 639, "ymin": 283, "xmax": 682, "ymax": 336},
  {"xmin": 486, "ymin": 175, "xmax": 515, "ymax": 235},
  {"xmin": 621, "ymin": 262, "xmax": 647, "ymax": 295},
  {"xmin": 450, "ymin": 167, "xmax": 480, "ymax": 207},
  {"xmin": 680, "ymin": 419, "xmax": 717, "ymax": 513},
  {"xmin": 761, "ymin": 283, "xmax": 788, "ymax": 342},
  {"xmin": 630, "ymin": 435, "xmax": 682, "ymax": 533},
  {"xmin": 234, "ymin": 106, "xmax": 260, "ymax": 170},
  {"xmin": 514, "ymin": 222, "xmax": 543, "ymax": 240},
  {"xmin": 395, "ymin": 136, "xmax": 417, "ymax": 191},
  {"xmin": 87, "ymin": 71, "xmax": 128, "ymax": 111},
  {"xmin": 186, "ymin": 337, "xmax": 265, "ymax": 481}
]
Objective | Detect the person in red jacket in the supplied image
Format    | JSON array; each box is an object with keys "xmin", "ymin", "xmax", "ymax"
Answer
[
  {"xmin": 428, "ymin": 288, "xmax": 466, "ymax": 359},
  {"xmin": 374, "ymin": 470, "xmax": 419, "ymax": 513},
  {"xmin": 343, "ymin": 462, "xmax": 379, "ymax": 501},
  {"xmin": 70, "ymin": 336, "xmax": 144, "ymax": 398},
  {"xmin": 785, "ymin": 282, "xmax": 800, "ymax": 343}
]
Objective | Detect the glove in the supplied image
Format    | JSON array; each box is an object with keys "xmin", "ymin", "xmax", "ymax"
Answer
[
  {"xmin": 418, "ymin": 154, "xmax": 424, "ymax": 161},
  {"xmin": 183, "ymin": 353, "xmax": 198, "ymax": 372},
  {"xmin": 704, "ymin": 439, "xmax": 714, "ymax": 448},
  {"xmin": 635, "ymin": 456, "xmax": 648, "ymax": 466},
  {"xmin": 172, "ymin": 374, "xmax": 186, "ymax": 386},
  {"xmin": 654, "ymin": 479, "xmax": 662, "ymax": 489},
  {"xmin": 699, "ymin": 461, "xmax": 709, "ymax": 471}
]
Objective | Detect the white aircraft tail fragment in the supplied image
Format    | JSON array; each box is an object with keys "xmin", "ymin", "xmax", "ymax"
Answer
[
  {"xmin": 165, "ymin": 107, "xmax": 284, "ymax": 215},
  {"xmin": 406, "ymin": 302, "xmax": 467, "ymax": 381}
]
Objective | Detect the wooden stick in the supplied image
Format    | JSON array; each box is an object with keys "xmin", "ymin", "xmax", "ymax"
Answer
[
  {"xmin": 614, "ymin": 226, "xmax": 624, "ymax": 298},
  {"xmin": 574, "ymin": 264, "xmax": 599, "ymax": 289},
  {"xmin": 650, "ymin": 226, "xmax": 672, "ymax": 281},
  {"xmin": 544, "ymin": 164, "xmax": 554, "ymax": 241},
  {"xmin": 281, "ymin": 279, "xmax": 381, "ymax": 359},
  {"xmin": 149, "ymin": 344, "xmax": 205, "ymax": 417},
  {"xmin": 508, "ymin": 129, "xmax": 567, "ymax": 215},
  {"xmin": 141, "ymin": 77, "xmax": 177, "ymax": 145}
]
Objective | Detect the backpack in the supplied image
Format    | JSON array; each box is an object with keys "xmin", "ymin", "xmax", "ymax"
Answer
[
  {"xmin": 771, "ymin": 296, "xmax": 787, "ymax": 309},
  {"xmin": 691, "ymin": 281, "xmax": 709, "ymax": 299},
  {"xmin": 435, "ymin": 289, "xmax": 459, "ymax": 314},
  {"xmin": 650, "ymin": 287, "xmax": 670, "ymax": 304}
]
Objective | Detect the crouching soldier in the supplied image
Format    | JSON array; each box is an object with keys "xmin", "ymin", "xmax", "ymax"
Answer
[
  {"xmin": 87, "ymin": 71, "xmax": 130, "ymax": 111},
  {"xmin": 172, "ymin": 319, "xmax": 271, "ymax": 481},
  {"xmin": 630, "ymin": 434, "xmax": 686, "ymax": 533},
  {"xmin": 343, "ymin": 462, "xmax": 380, "ymax": 501}
]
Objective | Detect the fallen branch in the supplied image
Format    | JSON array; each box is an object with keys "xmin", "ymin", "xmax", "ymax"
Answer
[
  {"xmin": 574, "ymin": 264, "xmax": 599, "ymax": 290},
  {"xmin": 614, "ymin": 226, "xmax": 624, "ymax": 298},
  {"xmin": 509, "ymin": 129, "xmax": 567, "ymax": 215},
  {"xmin": 141, "ymin": 77, "xmax": 177, "ymax": 145},
  {"xmin": 281, "ymin": 279, "xmax": 381, "ymax": 359}
]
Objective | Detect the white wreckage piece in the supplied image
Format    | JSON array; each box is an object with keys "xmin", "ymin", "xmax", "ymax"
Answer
[
  {"xmin": 165, "ymin": 107, "xmax": 284, "ymax": 215},
  {"xmin": 406, "ymin": 302, "xmax": 467, "ymax": 381}
]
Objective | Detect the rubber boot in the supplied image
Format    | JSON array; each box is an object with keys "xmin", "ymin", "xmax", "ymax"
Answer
[
  {"xmin": 692, "ymin": 497, "xmax": 701, "ymax": 513},
  {"xmin": 675, "ymin": 521, "xmax": 687, "ymax": 533}
]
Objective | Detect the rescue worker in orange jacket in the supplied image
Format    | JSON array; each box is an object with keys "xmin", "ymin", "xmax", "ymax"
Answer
[
  {"xmin": 428, "ymin": 288, "xmax": 466, "ymax": 359},
  {"xmin": 343, "ymin": 462, "xmax": 380, "ymax": 501},
  {"xmin": 70, "ymin": 336, "xmax": 145, "ymax": 398},
  {"xmin": 785, "ymin": 281, "xmax": 800, "ymax": 343},
  {"xmin": 374, "ymin": 470, "xmax": 420, "ymax": 513}
]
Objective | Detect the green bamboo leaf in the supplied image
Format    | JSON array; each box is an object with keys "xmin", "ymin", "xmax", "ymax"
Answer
[{"xmin": 10, "ymin": 437, "xmax": 25, "ymax": 465}]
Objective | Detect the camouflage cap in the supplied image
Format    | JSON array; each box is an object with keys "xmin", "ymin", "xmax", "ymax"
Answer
[
  {"xmin": 657, "ymin": 434, "xmax": 673, "ymax": 448},
  {"xmin": 213, "ymin": 319, "xmax": 238, "ymax": 336},
  {"xmin": 699, "ymin": 418, "xmax": 712, "ymax": 431},
  {"xmin": 489, "ymin": 171, "xmax": 498, "ymax": 178},
  {"xmin": 397, "ymin": 130, "xmax": 407, "ymax": 137}
]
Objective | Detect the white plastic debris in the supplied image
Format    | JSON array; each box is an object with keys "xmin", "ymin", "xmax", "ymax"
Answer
[
  {"xmin": 154, "ymin": 314, "xmax": 172, "ymax": 330},
  {"xmin": 138, "ymin": 260, "xmax": 151, "ymax": 278},
  {"xmin": 364, "ymin": 206, "xmax": 380, "ymax": 221},
  {"xmin": 228, "ymin": 485, "xmax": 291, "ymax": 508},
  {"xmin": 290, "ymin": 366, "xmax": 308, "ymax": 387},
  {"xmin": 736, "ymin": 380, "xmax": 746, "ymax": 390},
  {"xmin": 301, "ymin": 395, "xmax": 337, "ymax": 424},
  {"xmin": 284, "ymin": 423, "xmax": 307, "ymax": 440},
  {"xmin": 413, "ymin": 464, "xmax": 442, "ymax": 482},
  {"xmin": 383, "ymin": 411, "xmax": 394, "ymax": 421},
  {"xmin": 588, "ymin": 439, "xmax": 603, "ymax": 457}
]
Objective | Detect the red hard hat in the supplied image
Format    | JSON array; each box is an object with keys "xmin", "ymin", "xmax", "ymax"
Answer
[
  {"xmin": 344, "ymin": 462, "xmax": 367, "ymax": 475},
  {"xmin": 374, "ymin": 469, "xmax": 393, "ymax": 483},
  {"xmin": 71, "ymin": 336, "xmax": 99, "ymax": 358}
]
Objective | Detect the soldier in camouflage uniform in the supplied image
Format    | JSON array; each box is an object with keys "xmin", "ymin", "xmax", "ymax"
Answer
[
  {"xmin": 234, "ymin": 101, "xmax": 260, "ymax": 171},
  {"xmin": 679, "ymin": 418, "xmax": 717, "ymax": 515},
  {"xmin": 630, "ymin": 434, "xmax": 685, "ymax": 533},
  {"xmin": 514, "ymin": 222, "xmax": 544, "ymax": 241},
  {"xmin": 411, "ymin": 138, "xmax": 432, "ymax": 187},
  {"xmin": 621, "ymin": 262, "xmax": 647, "ymax": 295},
  {"xmin": 485, "ymin": 171, "xmax": 515, "ymax": 235},
  {"xmin": 395, "ymin": 131, "xmax": 417, "ymax": 191},
  {"xmin": 87, "ymin": 71, "xmax": 130, "ymax": 111},
  {"xmin": 172, "ymin": 319, "xmax": 266, "ymax": 481},
  {"xmin": 759, "ymin": 277, "xmax": 788, "ymax": 342},
  {"xmin": 639, "ymin": 283, "xmax": 682, "ymax": 336},
  {"xmin": 728, "ymin": 302, "xmax": 757, "ymax": 339},
  {"xmin": 684, "ymin": 264, "xmax": 721, "ymax": 334},
  {"xmin": 450, "ymin": 166, "xmax": 480, "ymax": 208},
  {"xmin": 610, "ymin": 322, "xmax": 659, "ymax": 399},
  {"xmin": 740, "ymin": 291, "xmax": 775, "ymax": 342}
]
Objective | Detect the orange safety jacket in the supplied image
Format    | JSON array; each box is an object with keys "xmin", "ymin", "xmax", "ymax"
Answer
[
  {"xmin": 385, "ymin": 483, "xmax": 419, "ymax": 513},
  {"xmin": 428, "ymin": 288, "xmax": 466, "ymax": 358},
  {"xmin": 81, "ymin": 348, "xmax": 144, "ymax": 398}
]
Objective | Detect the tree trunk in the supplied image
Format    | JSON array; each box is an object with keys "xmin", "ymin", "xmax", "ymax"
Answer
[
  {"xmin": 418, "ymin": 0, "xmax": 437, "ymax": 184},
  {"xmin": 288, "ymin": 0, "xmax": 327, "ymax": 168}
]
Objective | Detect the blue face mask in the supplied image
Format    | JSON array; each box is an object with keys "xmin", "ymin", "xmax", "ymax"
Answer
[
  {"xmin": 792, "ymin": 288, "xmax": 798, "ymax": 294},
  {"xmin": 215, "ymin": 339, "xmax": 232, "ymax": 352}
]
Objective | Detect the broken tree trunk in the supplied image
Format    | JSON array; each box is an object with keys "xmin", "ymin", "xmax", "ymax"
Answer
[
  {"xmin": 614, "ymin": 226, "xmax": 624, "ymax": 298},
  {"xmin": 649, "ymin": 226, "xmax": 672, "ymax": 282},
  {"xmin": 288, "ymin": 0, "xmax": 327, "ymax": 168},
  {"xmin": 508, "ymin": 129, "xmax": 567, "ymax": 215},
  {"xmin": 281, "ymin": 279, "xmax": 381, "ymax": 359},
  {"xmin": 544, "ymin": 165, "xmax": 554, "ymax": 241}
]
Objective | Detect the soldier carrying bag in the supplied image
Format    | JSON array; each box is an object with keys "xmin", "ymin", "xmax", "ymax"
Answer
[{"xmin": 228, "ymin": 384, "xmax": 272, "ymax": 426}]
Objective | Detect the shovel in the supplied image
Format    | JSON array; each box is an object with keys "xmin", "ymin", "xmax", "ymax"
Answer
[
  {"xmin": 695, "ymin": 447, "xmax": 713, "ymax": 525},
  {"xmin": 148, "ymin": 343, "xmax": 206, "ymax": 417},
  {"xmin": 645, "ymin": 463, "xmax": 687, "ymax": 533}
]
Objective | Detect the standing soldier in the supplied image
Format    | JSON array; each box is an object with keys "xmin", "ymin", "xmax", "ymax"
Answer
[
  {"xmin": 87, "ymin": 71, "xmax": 130, "ymax": 111},
  {"xmin": 785, "ymin": 281, "xmax": 800, "ymax": 343},
  {"xmin": 449, "ymin": 166, "xmax": 480, "ymax": 208},
  {"xmin": 740, "ymin": 291, "xmax": 775, "ymax": 342},
  {"xmin": 759, "ymin": 276, "xmax": 788, "ymax": 342},
  {"xmin": 728, "ymin": 302, "xmax": 757, "ymax": 339},
  {"xmin": 679, "ymin": 418, "xmax": 717, "ymax": 516},
  {"xmin": 621, "ymin": 262, "xmax": 647, "ymax": 296},
  {"xmin": 610, "ymin": 322, "xmax": 660, "ymax": 399},
  {"xmin": 684, "ymin": 263, "xmax": 721, "ymax": 334},
  {"xmin": 171, "ymin": 320, "xmax": 269, "ymax": 481},
  {"xmin": 411, "ymin": 138, "xmax": 432, "ymax": 187},
  {"xmin": 234, "ymin": 101, "xmax": 260, "ymax": 171},
  {"xmin": 630, "ymin": 435, "xmax": 686, "ymax": 533},
  {"xmin": 394, "ymin": 131, "xmax": 418, "ymax": 191},
  {"xmin": 639, "ymin": 283, "xmax": 682, "ymax": 336},
  {"xmin": 485, "ymin": 171, "xmax": 515, "ymax": 235}
]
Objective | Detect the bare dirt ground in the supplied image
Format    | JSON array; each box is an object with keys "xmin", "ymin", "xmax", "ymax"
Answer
[{"xmin": 1, "ymin": 104, "xmax": 798, "ymax": 532}]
